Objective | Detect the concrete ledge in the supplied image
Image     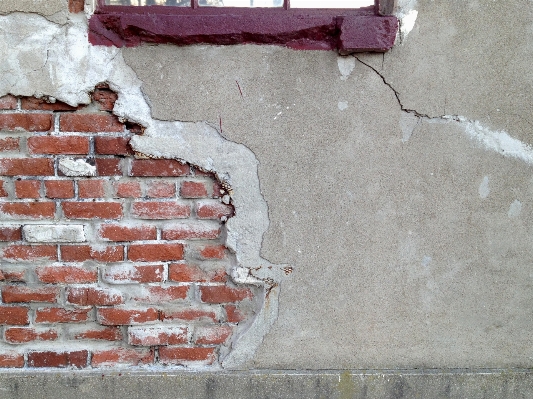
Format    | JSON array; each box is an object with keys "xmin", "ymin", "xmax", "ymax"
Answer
[{"xmin": 0, "ymin": 370, "xmax": 532, "ymax": 398}]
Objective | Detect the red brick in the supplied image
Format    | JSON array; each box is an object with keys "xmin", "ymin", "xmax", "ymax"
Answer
[
  {"xmin": 5, "ymin": 327, "xmax": 58, "ymax": 343},
  {"xmin": 91, "ymin": 89, "xmax": 118, "ymax": 111},
  {"xmin": 194, "ymin": 325, "xmax": 232, "ymax": 345},
  {"xmin": 2, "ymin": 245, "xmax": 57, "ymax": 261},
  {"xmin": 99, "ymin": 224, "xmax": 157, "ymax": 241},
  {"xmin": 0, "ymin": 352, "xmax": 24, "ymax": 368},
  {"xmin": 162, "ymin": 223, "xmax": 220, "ymax": 240},
  {"xmin": 73, "ymin": 327, "xmax": 123, "ymax": 341},
  {"xmin": 94, "ymin": 136, "xmax": 132, "ymax": 155},
  {"xmin": 146, "ymin": 181, "xmax": 175, "ymax": 198},
  {"xmin": 114, "ymin": 180, "xmax": 142, "ymax": 198},
  {"xmin": 159, "ymin": 347, "xmax": 215, "ymax": 365},
  {"xmin": 168, "ymin": 263, "xmax": 226, "ymax": 283},
  {"xmin": 225, "ymin": 305, "xmax": 246, "ymax": 323},
  {"xmin": 91, "ymin": 348, "xmax": 154, "ymax": 367},
  {"xmin": 78, "ymin": 179, "xmax": 105, "ymax": 198},
  {"xmin": 27, "ymin": 350, "xmax": 87, "ymax": 368},
  {"xmin": 133, "ymin": 286, "xmax": 189, "ymax": 303},
  {"xmin": 69, "ymin": 0, "xmax": 84, "ymax": 13},
  {"xmin": 61, "ymin": 245, "xmax": 123, "ymax": 262},
  {"xmin": 0, "ymin": 269, "xmax": 26, "ymax": 282},
  {"xmin": 104, "ymin": 264, "xmax": 163, "ymax": 283},
  {"xmin": 0, "ymin": 158, "xmax": 54, "ymax": 176},
  {"xmin": 199, "ymin": 245, "xmax": 226, "ymax": 260},
  {"xmin": 0, "ymin": 306, "xmax": 29, "ymax": 325},
  {"xmin": 0, "ymin": 180, "xmax": 7, "ymax": 197},
  {"xmin": 125, "ymin": 122, "xmax": 143, "ymax": 133},
  {"xmin": 66, "ymin": 287, "xmax": 124, "ymax": 306},
  {"xmin": 44, "ymin": 180, "xmax": 74, "ymax": 199},
  {"xmin": 0, "ymin": 95, "xmax": 17, "ymax": 110},
  {"xmin": 95, "ymin": 158, "xmax": 121, "ymax": 176},
  {"xmin": 35, "ymin": 266, "xmax": 98, "ymax": 284},
  {"xmin": 128, "ymin": 243, "xmax": 184, "ymax": 262},
  {"xmin": 180, "ymin": 181, "xmax": 208, "ymax": 198},
  {"xmin": 128, "ymin": 326, "xmax": 188, "ymax": 346},
  {"xmin": 131, "ymin": 201, "xmax": 190, "ymax": 219},
  {"xmin": 21, "ymin": 97, "xmax": 76, "ymax": 111},
  {"xmin": 0, "ymin": 226, "xmax": 22, "ymax": 241},
  {"xmin": 161, "ymin": 309, "xmax": 217, "ymax": 323},
  {"xmin": 0, "ymin": 137, "xmax": 19, "ymax": 151},
  {"xmin": 200, "ymin": 286, "xmax": 253, "ymax": 304},
  {"xmin": 2, "ymin": 286, "xmax": 58, "ymax": 303},
  {"xmin": 28, "ymin": 136, "xmax": 90, "ymax": 155},
  {"xmin": 14, "ymin": 180, "xmax": 41, "ymax": 199},
  {"xmin": 0, "ymin": 202, "xmax": 55, "ymax": 219},
  {"xmin": 212, "ymin": 181, "xmax": 223, "ymax": 198},
  {"xmin": 62, "ymin": 202, "xmax": 122, "ymax": 219},
  {"xmin": 97, "ymin": 307, "xmax": 159, "ymax": 325},
  {"xmin": 60, "ymin": 114, "xmax": 123, "ymax": 132},
  {"xmin": 35, "ymin": 307, "xmax": 91, "ymax": 323},
  {"xmin": 0, "ymin": 114, "xmax": 52, "ymax": 132},
  {"xmin": 196, "ymin": 201, "xmax": 234, "ymax": 219},
  {"xmin": 130, "ymin": 160, "xmax": 189, "ymax": 177}
]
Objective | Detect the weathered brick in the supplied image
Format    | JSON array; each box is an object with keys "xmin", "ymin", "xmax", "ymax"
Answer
[
  {"xmin": 97, "ymin": 307, "xmax": 159, "ymax": 326},
  {"xmin": 0, "ymin": 352, "xmax": 24, "ymax": 368},
  {"xmin": 60, "ymin": 114, "xmax": 123, "ymax": 132},
  {"xmin": 91, "ymin": 89, "xmax": 118, "ymax": 111},
  {"xmin": 161, "ymin": 309, "xmax": 217, "ymax": 323},
  {"xmin": 131, "ymin": 201, "xmax": 190, "ymax": 219},
  {"xmin": 35, "ymin": 307, "xmax": 91, "ymax": 323},
  {"xmin": 180, "ymin": 181, "xmax": 208, "ymax": 198},
  {"xmin": 67, "ymin": 287, "xmax": 124, "ymax": 306},
  {"xmin": 0, "ymin": 114, "xmax": 52, "ymax": 132},
  {"xmin": 0, "ymin": 226, "xmax": 22, "ymax": 241},
  {"xmin": 78, "ymin": 179, "xmax": 105, "ymax": 198},
  {"xmin": 61, "ymin": 245, "xmax": 123, "ymax": 262},
  {"xmin": 128, "ymin": 243, "xmax": 184, "ymax": 262},
  {"xmin": 196, "ymin": 200, "xmax": 234, "ymax": 220},
  {"xmin": 225, "ymin": 305, "xmax": 246, "ymax": 323},
  {"xmin": 91, "ymin": 348, "xmax": 154, "ymax": 367},
  {"xmin": 133, "ymin": 286, "xmax": 189, "ymax": 303},
  {"xmin": 0, "ymin": 306, "xmax": 29, "ymax": 325},
  {"xmin": 194, "ymin": 325, "xmax": 232, "ymax": 345},
  {"xmin": 94, "ymin": 136, "xmax": 131, "ymax": 155},
  {"xmin": 168, "ymin": 263, "xmax": 226, "ymax": 283},
  {"xmin": 62, "ymin": 202, "xmax": 122, "ymax": 219},
  {"xmin": 2, "ymin": 245, "xmax": 57, "ymax": 261},
  {"xmin": 2, "ymin": 286, "xmax": 59, "ymax": 303},
  {"xmin": 0, "ymin": 180, "xmax": 7, "ymax": 197},
  {"xmin": 125, "ymin": 122, "xmax": 143, "ymax": 134},
  {"xmin": 114, "ymin": 180, "xmax": 142, "ymax": 198},
  {"xmin": 130, "ymin": 160, "xmax": 189, "ymax": 177},
  {"xmin": 27, "ymin": 350, "xmax": 88, "ymax": 368},
  {"xmin": 95, "ymin": 158, "xmax": 121, "ymax": 176},
  {"xmin": 128, "ymin": 326, "xmax": 188, "ymax": 346},
  {"xmin": 146, "ymin": 181, "xmax": 175, "ymax": 198},
  {"xmin": 0, "ymin": 269, "xmax": 26, "ymax": 282},
  {"xmin": 0, "ymin": 158, "xmax": 54, "ymax": 176},
  {"xmin": 68, "ymin": 0, "xmax": 85, "ymax": 13},
  {"xmin": 162, "ymin": 222, "xmax": 220, "ymax": 240},
  {"xmin": 28, "ymin": 136, "xmax": 89, "ymax": 155},
  {"xmin": 159, "ymin": 347, "xmax": 215, "ymax": 365},
  {"xmin": 103, "ymin": 264, "xmax": 163, "ymax": 284},
  {"xmin": 73, "ymin": 326, "xmax": 123, "ymax": 341},
  {"xmin": 23, "ymin": 224, "xmax": 85, "ymax": 243},
  {"xmin": 200, "ymin": 286, "xmax": 253, "ymax": 304},
  {"xmin": 0, "ymin": 137, "xmax": 20, "ymax": 151},
  {"xmin": 35, "ymin": 266, "xmax": 97, "ymax": 284},
  {"xmin": 199, "ymin": 245, "xmax": 226, "ymax": 260},
  {"xmin": 45, "ymin": 180, "xmax": 75, "ymax": 199},
  {"xmin": 212, "ymin": 180, "xmax": 222, "ymax": 198},
  {"xmin": 14, "ymin": 179, "xmax": 41, "ymax": 199},
  {"xmin": 0, "ymin": 202, "xmax": 55, "ymax": 219},
  {"xmin": 5, "ymin": 327, "xmax": 58, "ymax": 343},
  {"xmin": 0, "ymin": 95, "xmax": 17, "ymax": 110},
  {"xmin": 21, "ymin": 97, "xmax": 76, "ymax": 111},
  {"xmin": 99, "ymin": 224, "xmax": 157, "ymax": 241}
]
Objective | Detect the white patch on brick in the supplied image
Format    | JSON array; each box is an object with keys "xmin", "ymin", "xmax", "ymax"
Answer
[
  {"xmin": 58, "ymin": 158, "xmax": 96, "ymax": 177},
  {"xmin": 128, "ymin": 325, "xmax": 187, "ymax": 345},
  {"xmin": 23, "ymin": 224, "xmax": 86, "ymax": 243}
]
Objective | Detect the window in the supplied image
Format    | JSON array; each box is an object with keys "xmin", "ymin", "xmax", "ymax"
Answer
[{"xmin": 89, "ymin": 0, "xmax": 398, "ymax": 53}]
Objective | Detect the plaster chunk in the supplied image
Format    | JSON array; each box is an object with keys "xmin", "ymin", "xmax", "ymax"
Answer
[
  {"xmin": 58, "ymin": 158, "xmax": 96, "ymax": 177},
  {"xmin": 23, "ymin": 224, "xmax": 86, "ymax": 243}
]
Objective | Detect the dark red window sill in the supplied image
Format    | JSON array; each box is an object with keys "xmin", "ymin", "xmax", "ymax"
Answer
[{"xmin": 89, "ymin": 1, "xmax": 398, "ymax": 53}]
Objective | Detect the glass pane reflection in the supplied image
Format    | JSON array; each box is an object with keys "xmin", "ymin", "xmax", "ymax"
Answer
[
  {"xmin": 199, "ymin": 0, "xmax": 282, "ymax": 7},
  {"xmin": 105, "ymin": 0, "xmax": 190, "ymax": 5},
  {"xmin": 291, "ymin": 0, "xmax": 373, "ymax": 7}
]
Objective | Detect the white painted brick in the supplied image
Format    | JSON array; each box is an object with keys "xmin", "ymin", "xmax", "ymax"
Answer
[{"xmin": 23, "ymin": 224, "xmax": 86, "ymax": 243}]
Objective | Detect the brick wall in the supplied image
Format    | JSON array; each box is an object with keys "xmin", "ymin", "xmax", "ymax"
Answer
[{"xmin": 0, "ymin": 87, "xmax": 257, "ymax": 369}]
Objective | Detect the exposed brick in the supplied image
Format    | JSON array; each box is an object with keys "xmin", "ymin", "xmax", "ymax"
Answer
[
  {"xmin": 35, "ymin": 266, "xmax": 98, "ymax": 284},
  {"xmin": 95, "ymin": 158, "xmax": 121, "ymax": 176},
  {"xmin": 2, "ymin": 286, "xmax": 58, "ymax": 303},
  {"xmin": 35, "ymin": 307, "xmax": 91, "ymax": 323},
  {"xmin": 0, "ymin": 180, "xmax": 7, "ymax": 197},
  {"xmin": 212, "ymin": 181, "xmax": 223, "ymax": 198},
  {"xmin": 200, "ymin": 286, "xmax": 253, "ymax": 304},
  {"xmin": 91, "ymin": 348, "xmax": 154, "ymax": 367},
  {"xmin": 131, "ymin": 201, "xmax": 190, "ymax": 219},
  {"xmin": 194, "ymin": 325, "xmax": 232, "ymax": 345},
  {"xmin": 28, "ymin": 135, "xmax": 89, "ymax": 155},
  {"xmin": 199, "ymin": 245, "xmax": 226, "ymax": 260},
  {"xmin": 94, "ymin": 136, "xmax": 132, "ymax": 155},
  {"xmin": 21, "ymin": 97, "xmax": 76, "ymax": 111},
  {"xmin": 225, "ymin": 305, "xmax": 246, "ymax": 323},
  {"xmin": 125, "ymin": 122, "xmax": 143, "ymax": 134},
  {"xmin": 146, "ymin": 181, "xmax": 176, "ymax": 198},
  {"xmin": 0, "ymin": 95, "xmax": 17, "ymax": 110},
  {"xmin": 60, "ymin": 114, "xmax": 123, "ymax": 132},
  {"xmin": 133, "ymin": 286, "xmax": 189, "ymax": 303},
  {"xmin": 128, "ymin": 243, "xmax": 184, "ymax": 262},
  {"xmin": 196, "ymin": 200, "xmax": 234, "ymax": 220},
  {"xmin": 180, "ymin": 181, "xmax": 208, "ymax": 198},
  {"xmin": 5, "ymin": 327, "xmax": 58, "ymax": 343},
  {"xmin": 114, "ymin": 180, "xmax": 142, "ymax": 198},
  {"xmin": 161, "ymin": 309, "xmax": 217, "ymax": 323},
  {"xmin": 62, "ymin": 202, "xmax": 122, "ymax": 219},
  {"xmin": 0, "ymin": 137, "xmax": 20, "ymax": 151},
  {"xmin": 99, "ymin": 224, "xmax": 157, "ymax": 241},
  {"xmin": 0, "ymin": 352, "xmax": 24, "ymax": 368},
  {"xmin": 0, "ymin": 114, "xmax": 52, "ymax": 132},
  {"xmin": 0, "ymin": 202, "xmax": 55, "ymax": 219},
  {"xmin": 162, "ymin": 223, "xmax": 220, "ymax": 240},
  {"xmin": 78, "ymin": 179, "xmax": 105, "ymax": 198},
  {"xmin": 0, "ymin": 269, "xmax": 26, "ymax": 282},
  {"xmin": 97, "ymin": 307, "xmax": 159, "ymax": 325},
  {"xmin": 66, "ymin": 287, "xmax": 124, "ymax": 306},
  {"xmin": 159, "ymin": 347, "xmax": 215, "ymax": 365},
  {"xmin": 14, "ymin": 180, "xmax": 41, "ymax": 199},
  {"xmin": 73, "ymin": 327, "xmax": 123, "ymax": 341},
  {"xmin": 91, "ymin": 89, "xmax": 118, "ymax": 111},
  {"xmin": 0, "ymin": 158, "xmax": 54, "ymax": 176},
  {"xmin": 104, "ymin": 264, "xmax": 164, "ymax": 284},
  {"xmin": 61, "ymin": 245, "xmax": 123, "ymax": 262},
  {"xmin": 128, "ymin": 326, "xmax": 188, "ymax": 346},
  {"xmin": 0, "ymin": 306, "xmax": 29, "ymax": 325},
  {"xmin": 27, "ymin": 350, "xmax": 88, "ymax": 368},
  {"xmin": 69, "ymin": 0, "xmax": 85, "ymax": 13},
  {"xmin": 130, "ymin": 160, "xmax": 189, "ymax": 177},
  {"xmin": 168, "ymin": 263, "xmax": 226, "ymax": 283},
  {"xmin": 45, "ymin": 180, "xmax": 74, "ymax": 199},
  {"xmin": 0, "ymin": 226, "xmax": 22, "ymax": 241},
  {"xmin": 2, "ymin": 245, "xmax": 57, "ymax": 261}
]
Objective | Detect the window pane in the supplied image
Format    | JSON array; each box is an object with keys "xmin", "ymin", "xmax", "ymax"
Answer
[
  {"xmin": 199, "ymin": 0, "xmax": 282, "ymax": 7},
  {"xmin": 291, "ymin": 0, "xmax": 373, "ymax": 7},
  {"xmin": 105, "ymin": 0, "xmax": 191, "ymax": 5}
]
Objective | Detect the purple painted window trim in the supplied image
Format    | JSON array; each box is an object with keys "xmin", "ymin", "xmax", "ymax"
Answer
[{"xmin": 89, "ymin": 0, "xmax": 398, "ymax": 52}]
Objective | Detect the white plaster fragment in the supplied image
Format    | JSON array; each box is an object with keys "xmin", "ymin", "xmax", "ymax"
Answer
[
  {"xmin": 400, "ymin": 112, "xmax": 419, "ymax": 142},
  {"xmin": 338, "ymin": 101, "xmax": 348, "ymax": 111},
  {"xmin": 23, "ymin": 224, "xmax": 86, "ymax": 243},
  {"xmin": 58, "ymin": 158, "xmax": 96, "ymax": 177},
  {"xmin": 337, "ymin": 56, "xmax": 356, "ymax": 81},
  {"xmin": 508, "ymin": 199, "xmax": 522, "ymax": 218},
  {"xmin": 479, "ymin": 176, "xmax": 490, "ymax": 199},
  {"xmin": 397, "ymin": 0, "xmax": 418, "ymax": 43}
]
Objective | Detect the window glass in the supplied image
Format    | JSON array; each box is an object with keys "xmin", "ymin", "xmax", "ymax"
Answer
[
  {"xmin": 105, "ymin": 0, "xmax": 374, "ymax": 7},
  {"xmin": 291, "ymin": 0, "xmax": 373, "ymax": 7},
  {"xmin": 106, "ymin": 0, "xmax": 190, "ymax": 5}
]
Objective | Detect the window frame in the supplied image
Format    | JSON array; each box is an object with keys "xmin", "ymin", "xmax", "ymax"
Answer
[{"xmin": 89, "ymin": 0, "xmax": 398, "ymax": 53}]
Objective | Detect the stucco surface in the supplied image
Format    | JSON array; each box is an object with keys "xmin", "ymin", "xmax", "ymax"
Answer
[{"xmin": 0, "ymin": 0, "xmax": 68, "ymax": 24}]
